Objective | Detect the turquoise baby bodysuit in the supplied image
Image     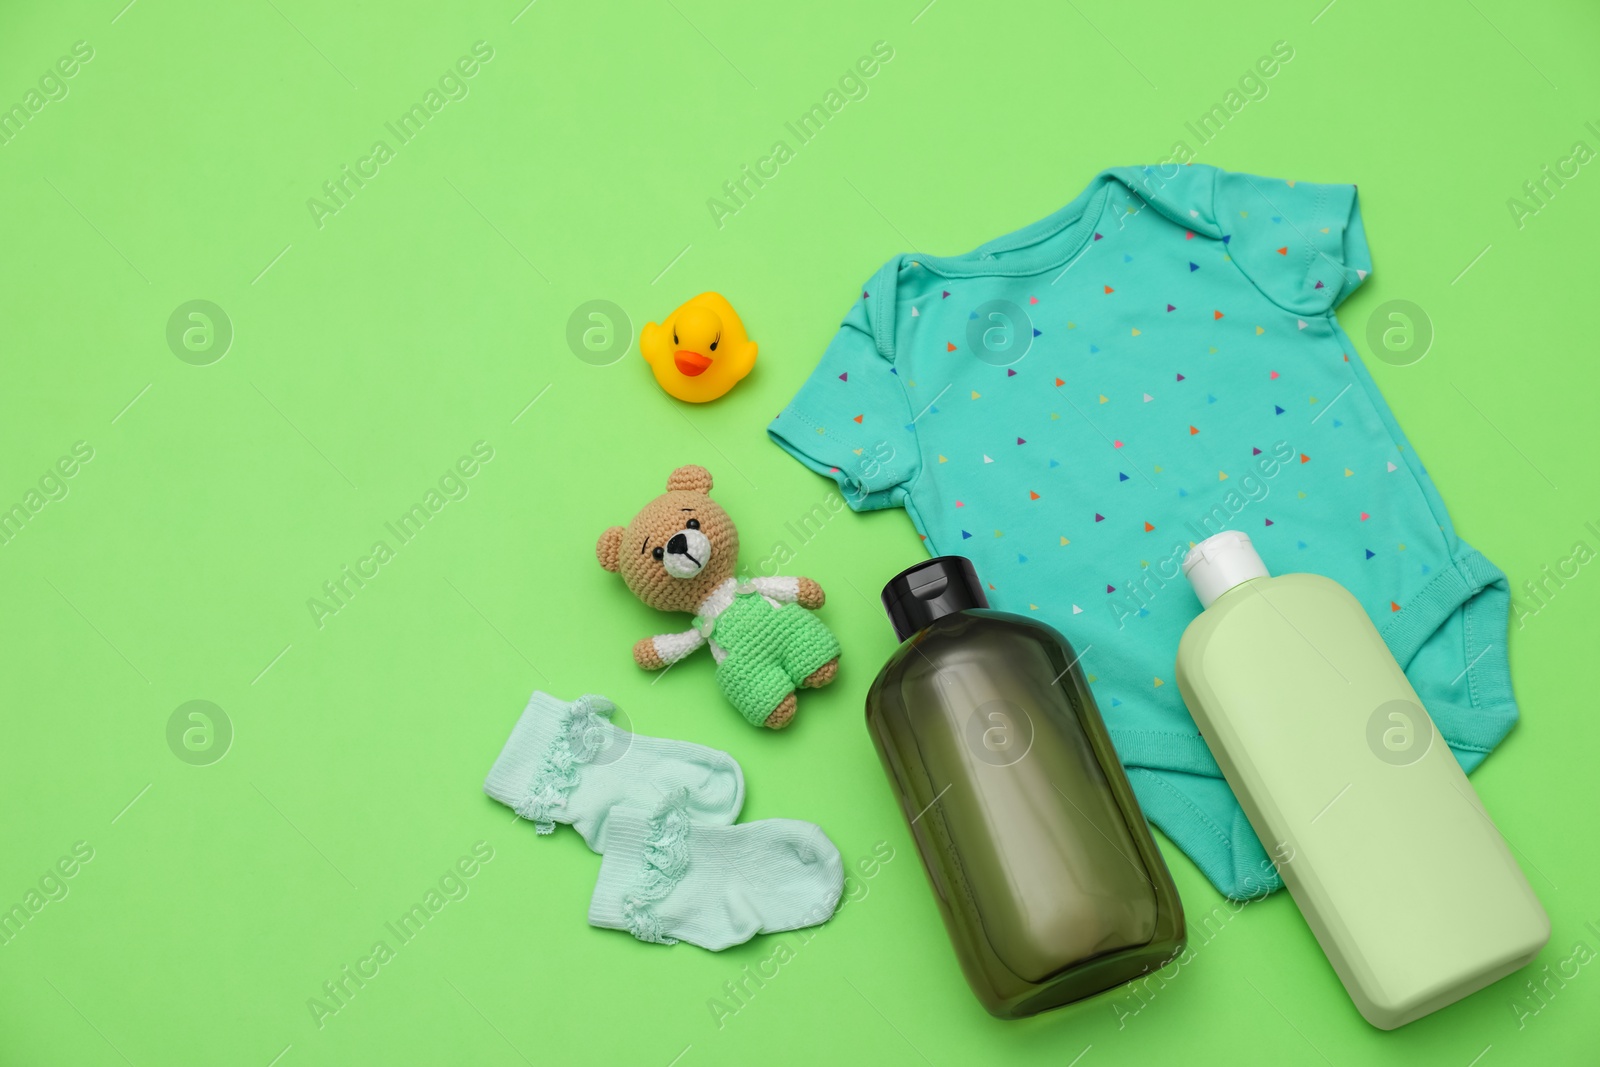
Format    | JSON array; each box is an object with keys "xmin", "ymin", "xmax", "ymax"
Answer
[{"xmin": 769, "ymin": 164, "xmax": 1519, "ymax": 900}]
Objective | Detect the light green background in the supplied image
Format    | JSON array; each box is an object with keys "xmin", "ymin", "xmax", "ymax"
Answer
[{"xmin": 1, "ymin": 0, "xmax": 1596, "ymax": 1063}]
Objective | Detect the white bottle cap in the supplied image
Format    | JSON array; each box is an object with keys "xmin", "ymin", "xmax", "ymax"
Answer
[{"xmin": 1182, "ymin": 531, "xmax": 1271, "ymax": 609}]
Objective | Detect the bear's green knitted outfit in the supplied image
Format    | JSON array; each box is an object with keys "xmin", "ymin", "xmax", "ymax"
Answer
[{"xmin": 648, "ymin": 577, "xmax": 841, "ymax": 726}]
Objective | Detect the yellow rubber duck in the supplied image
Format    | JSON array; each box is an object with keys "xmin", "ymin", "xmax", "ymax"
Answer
[{"xmin": 640, "ymin": 292, "xmax": 757, "ymax": 403}]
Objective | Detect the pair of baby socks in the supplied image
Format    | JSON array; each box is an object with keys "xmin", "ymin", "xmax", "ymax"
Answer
[{"xmin": 484, "ymin": 691, "xmax": 844, "ymax": 950}]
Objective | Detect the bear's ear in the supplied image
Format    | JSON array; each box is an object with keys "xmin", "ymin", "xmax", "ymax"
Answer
[
  {"xmin": 666, "ymin": 465, "xmax": 713, "ymax": 494},
  {"xmin": 596, "ymin": 526, "xmax": 624, "ymax": 572}
]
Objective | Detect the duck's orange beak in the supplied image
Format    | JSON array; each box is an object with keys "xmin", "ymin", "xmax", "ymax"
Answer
[{"xmin": 673, "ymin": 350, "xmax": 713, "ymax": 376}]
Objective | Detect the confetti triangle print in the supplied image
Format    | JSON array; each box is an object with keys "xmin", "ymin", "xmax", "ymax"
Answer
[
  {"xmin": 1185, "ymin": 230, "xmax": 1195, "ymax": 239},
  {"xmin": 1274, "ymin": 405, "xmax": 1285, "ymax": 415},
  {"xmin": 1345, "ymin": 467, "xmax": 1354, "ymax": 477},
  {"xmin": 1189, "ymin": 425, "xmax": 1200, "ymax": 435},
  {"xmin": 1178, "ymin": 487, "xmax": 1188, "ymax": 497},
  {"xmin": 1297, "ymin": 320, "xmax": 1308, "ymax": 330},
  {"xmin": 995, "ymin": 530, "xmax": 1003, "ymax": 538},
  {"xmin": 1175, "ymin": 372, "xmax": 1185, "ymax": 382},
  {"xmin": 1366, "ymin": 549, "xmax": 1376, "ymax": 559},
  {"xmin": 1017, "ymin": 437, "xmax": 1026, "ymax": 445},
  {"xmin": 1277, "ymin": 246, "xmax": 1288, "ymax": 255},
  {"xmin": 838, "ymin": 372, "xmax": 848, "ymax": 382},
  {"xmin": 1029, "ymin": 296, "xmax": 1039, "ymax": 304},
  {"xmin": 1029, "ymin": 491, "xmax": 1040, "ymax": 500},
  {"xmin": 938, "ymin": 454, "xmax": 948, "ymax": 463},
  {"xmin": 1119, "ymin": 472, "xmax": 1130, "ymax": 481},
  {"xmin": 1111, "ymin": 698, "xmax": 1122, "ymax": 707},
  {"xmin": 1098, "ymin": 394, "xmax": 1109, "ymax": 404},
  {"xmin": 1090, "ymin": 345, "xmax": 1101, "ymax": 354},
  {"xmin": 1131, "ymin": 328, "xmax": 1142, "ymax": 337},
  {"xmin": 1387, "ymin": 461, "xmax": 1398, "ymax": 472},
  {"xmin": 1270, "ymin": 370, "xmax": 1279, "ymax": 380},
  {"xmin": 955, "ymin": 500, "xmax": 964, "ymax": 507},
  {"xmin": 1222, "ymin": 235, "xmax": 1232, "ymax": 244},
  {"xmin": 1252, "ymin": 446, "xmax": 1262, "ymax": 455},
  {"xmin": 1106, "ymin": 584, "xmax": 1116, "ymax": 593},
  {"xmin": 911, "ymin": 306, "xmax": 919, "ymax": 316},
  {"xmin": 1060, "ymin": 536, "xmax": 1070, "ymax": 546},
  {"xmin": 1153, "ymin": 677, "xmax": 1164, "ymax": 688},
  {"xmin": 1264, "ymin": 518, "xmax": 1274, "ymax": 527},
  {"xmin": 1143, "ymin": 521, "xmax": 1154, "ymax": 532},
  {"xmin": 1209, "ymin": 346, "xmax": 1218, "ymax": 354},
  {"xmin": 971, "ymin": 391, "xmax": 981, "ymax": 399},
  {"xmin": 982, "ymin": 454, "xmax": 993, "ymax": 463},
  {"xmin": 1143, "ymin": 393, "xmax": 1153, "ymax": 402},
  {"xmin": 1300, "ymin": 453, "xmax": 1311, "ymax": 464},
  {"xmin": 1094, "ymin": 232, "xmax": 1103, "ymax": 241},
  {"xmin": 1315, "ymin": 280, "xmax": 1325, "ymax": 289},
  {"xmin": 1072, "ymin": 604, "xmax": 1083, "ymax": 614},
  {"xmin": 947, "ymin": 342, "xmax": 957, "ymax": 352},
  {"xmin": 1068, "ymin": 321, "xmax": 1076, "ymax": 329},
  {"xmin": 1113, "ymin": 440, "xmax": 1124, "ymax": 449},
  {"xmin": 1054, "ymin": 377, "xmax": 1065, "ymax": 386},
  {"xmin": 1104, "ymin": 285, "xmax": 1114, "ymax": 294},
  {"xmin": 961, "ymin": 529, "xmax": 971, "ymax": 539},
  {"xmin": 969, "ymin": 311, "xmax": 979, "ymax": 320},
  {"xmin": 1123, "ymin": 254, "xmax": 1133, "ymax": 263},
  {"xmin": 1033, "ymin": 328, "xmax": 1042, "ymax": 337},
  {"xmin": 853, "ymin": 414, "xmax": 864, "ymax": 423},
  {"xmin": 1153, "ymin": 465, "xmax": 1162, "ymax": 472},
  {"xmin": 1214, "ymin": 310, "xmax": 1224, "ymax": 320},
  {"xmin": 1390, "ymin": 601, "xmax": 1401, "ymax": 613},
  {"xmin": 942, "ymin": 290, "xmax": 950, "ymax": 298},
  {"xmin": 1095, "ymin": 513, "xmax": 1106, "ymax": 522},
  {"xmin": 1189, "ymin": 262, "xmax": 1199, "ymax": 271},
  {"xmin": 1048, "ymin": 458, "xmax": 1060, "ymax": 468},
  {"xmin": 863, "ymin": 291, "xmax": 870, "ymax": 299},
  {"xmin": 1207, "ymin": 394, "xmax": 1217, "ymax": 403},
  {"xmin": 1167, "ymin": 303, "xmax": 1176, "ymax": 312},
  {"xmin": 1218, "ymin": 470, "xmax": 1228, "ymax": 480},
  {"xmin": 1255, "ymin": 326, "xmax": 1265, "ymax": 335},
  {"xmin": 1357, "ymin": 269, "xmax": 1368, "ymax": 280},
  {"xmin": 1006, "ymin": 368, "xmax": 1017, "ymax": 377},
  {"xmin": 1360, "ymin": 511, "xmax": 1370, "ymax": 521},
  {"xmin": 1333, "ymin": 419, "xmax": 1343, "ymax": 428},
  {"xmin": 1018, "ymin": 554, "xmax": 1028, "ymax": 563},
  {"xmin": 1297, "ymin": 540, "xmax": 1307, "ymax": 549}
]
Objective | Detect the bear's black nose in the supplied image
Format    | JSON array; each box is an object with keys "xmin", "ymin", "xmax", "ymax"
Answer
[{"xmin": 666, "ymin": 532, "xmax": 688, "ymax": 555}]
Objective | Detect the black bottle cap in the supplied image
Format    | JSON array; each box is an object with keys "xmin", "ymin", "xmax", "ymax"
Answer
[{"xmin": 881, "ymin": 555, "xmax": 989, "ymax": 641}]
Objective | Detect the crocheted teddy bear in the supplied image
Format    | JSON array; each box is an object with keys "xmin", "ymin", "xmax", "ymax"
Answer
[{"xmin": 595, "ymin": 465, "xmax": 841, "ymax": 730}]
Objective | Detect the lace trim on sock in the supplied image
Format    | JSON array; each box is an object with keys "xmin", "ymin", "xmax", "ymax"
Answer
[
  {"xmin": 621, "ymin": 788, "xmax": 692, "ymax": 945},
  {"xmin": 514, "ymin": 694, "xmax": 615, "ymax": 834}
]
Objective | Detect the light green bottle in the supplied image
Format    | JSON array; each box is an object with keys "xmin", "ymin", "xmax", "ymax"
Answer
[{"xmin": 1175, "ymin": 531, "xmax": 1548, "ymax": 1029}]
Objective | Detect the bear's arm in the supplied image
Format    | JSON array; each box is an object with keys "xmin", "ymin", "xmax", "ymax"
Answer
[
  {"xmin": 635, "ymin": 628, "xmax": 706, "ymax": 669},
  {"xmin": 747, "ymin": 575, "xmax": 825, "ymax": 609}
]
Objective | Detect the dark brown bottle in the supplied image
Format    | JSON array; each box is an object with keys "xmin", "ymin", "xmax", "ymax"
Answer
[{"xmin": 865, "ymin": 556, "xmax": 1186, "ymax": 1018}]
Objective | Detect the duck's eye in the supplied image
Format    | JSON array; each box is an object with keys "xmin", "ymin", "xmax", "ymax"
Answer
[
  {"xmin": 672, "ymin": 331, "xmax": 678, "ymax": 345},
  {"xmin": 652, "ymin": 546, "xmax": 665, "ymax": 561},
  {"xmin": 686, "ymin": 518, "xmax": 700, "ymax": 530},
  {"xmin": 709, "ymin": 341, "xmax": 718, "ymax": 351}
]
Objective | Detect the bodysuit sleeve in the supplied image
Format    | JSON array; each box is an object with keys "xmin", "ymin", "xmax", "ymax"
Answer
[
  {"xmin": 1210, "ymin": 169, "xmax": 1372, "ymax": 315},
  {"xmin": 767, "ymin": 282, "xmax": 921, "ymax": 512}
]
